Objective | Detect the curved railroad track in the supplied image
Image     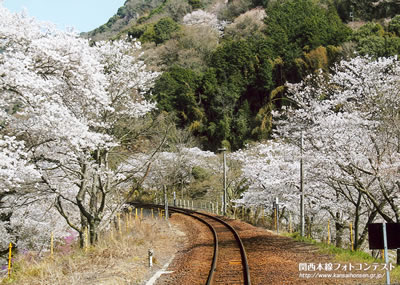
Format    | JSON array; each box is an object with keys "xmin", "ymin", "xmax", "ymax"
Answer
[
  {"xmin": 169, "ymin": 206, "xmax": 251, "ymax": 285},
  {"xmin": 130, "ymin": 203, "xmax": 251, "ymax": 285}
]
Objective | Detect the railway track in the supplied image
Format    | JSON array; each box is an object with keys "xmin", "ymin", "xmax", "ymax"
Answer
[{"xmin": 130, "ymin": 203, "xmax": 251, "ymax": 285}]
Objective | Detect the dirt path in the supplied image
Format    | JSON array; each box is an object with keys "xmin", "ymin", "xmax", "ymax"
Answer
[{"xmin": 156, "ymin": 213, "xmax": 388, "ymax": 285}]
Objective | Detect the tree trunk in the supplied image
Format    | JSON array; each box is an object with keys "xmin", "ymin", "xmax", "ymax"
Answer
[
  {"xmin": 305, "ymin": 216, "xmax": 312, "ymax": 238},
  {"xmin": 78, "ymin": 231, "xmax": 84, "ymax": 248},
  {"xmin": 356, "ymin": 209, "xmax": 378, "ymax": 250},
  {"xmin": 353, "ymin": 192, "xmax": 362, "ymax": 250},
  {"xmin": 335, "ymin": 214, "xmax": 344, "ymax": 248},
  {"xmin": 79, "ymin": 214, "xmax": 88, "ymax": 248},
  {"xmin": 89, "ymin": 219, "xmax": 100, "ymax": 245}
]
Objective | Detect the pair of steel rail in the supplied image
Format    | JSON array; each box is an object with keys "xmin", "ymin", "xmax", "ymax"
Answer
[{"xmin": 129, "ymin": 203, "xmax": 251, "ymax": 285}]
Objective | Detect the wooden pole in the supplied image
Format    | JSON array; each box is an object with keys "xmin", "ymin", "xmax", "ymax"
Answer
[
  {"xmin": 50, "ymin": 231, "xmax": 54, "ymax": 258},
  {"xmin": 85, "ymin": 227, "xmax": 89, "ymax": 252},
  {"xmin": 118, "ymin": 213, "xmax": 122, "ymax": 236},
  {"xmin": 8, "ymin": 243, "xmax": 12, "ymax": 278},
  {"xmin": 349, "ymin": 223, "xmax": 354, "ymax": 251},
  {"xmin": 300, "ymin": 131, "xmax": 305, "ymax": 237},
  {"xmin": 128, "ymin": 207, "xmax": 133, "ymax": 227},
  {"xmin": 262, "ymin": 207, "xmax": 265, "ymax": 226},
  {"xmin": 327, "ymin": 220, "xmax": 331, "ymax": 245}
]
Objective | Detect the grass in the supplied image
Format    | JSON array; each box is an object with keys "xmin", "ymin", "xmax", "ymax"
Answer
[
  {"xmin": 0, "ymin": 216, "xmax": 176, "ymax": 285},
  {"xmin": 286, "ymin": 232, "xmax": 400, "ymax": 283}
]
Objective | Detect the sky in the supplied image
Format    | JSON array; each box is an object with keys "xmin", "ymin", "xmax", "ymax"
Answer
[{"xmin": 3, "ymin": 0, "xmax": 126, "ymax": 32}]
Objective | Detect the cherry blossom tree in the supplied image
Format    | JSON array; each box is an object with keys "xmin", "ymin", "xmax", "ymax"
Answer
[
  {"xmin": 0, "ymin": 4, "xmax": 159, "ymax": 249},
  {"xmin": 183, "ymin": 10, "xmax": 228, "ymax": 36},
  {"xmin": 124, "ymin": 146, "xmax": 218, "ymax": 200},
  {"xmin": 230, "ymin": 140, "xmax": 350, "ymax": 241},
  {"xmin": 0, "ymin": 137, "xmax": 41, "ymax": 253},
  {"xmin": 231, "ymin": 56, "xmax": 400, "ymax": 256},
  {"xmin": 275, "ymin": 56, "xmax": 400, "ymax": 261}
]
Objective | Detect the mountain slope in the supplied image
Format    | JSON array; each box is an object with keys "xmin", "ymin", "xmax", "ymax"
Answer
[
  {"xmin": 85, "ymin": 0, "xmax": 400, "ymax": 151},
  {"xmin": 84, "ymin": 0, "xmax": 224, "ymax": 41}
]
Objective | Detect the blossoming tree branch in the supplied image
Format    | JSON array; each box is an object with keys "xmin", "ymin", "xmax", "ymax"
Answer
[{"xmin": 0, "ymin": 5, "xmax": 159, "ymax": 249}]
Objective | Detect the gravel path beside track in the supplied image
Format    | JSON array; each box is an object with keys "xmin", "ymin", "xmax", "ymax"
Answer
[{"xmin": 155, "ymin": 213, "xmax": 388, "ymax": 285}]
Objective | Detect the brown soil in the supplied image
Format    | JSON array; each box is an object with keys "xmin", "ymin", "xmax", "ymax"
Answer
[
  {"xmin": 155, "ymin": 213, "xmax": 214, "ymax": 285},
  {"xmin": 156, "ymin": 214, "xmax": 388, "ymax": 285}
]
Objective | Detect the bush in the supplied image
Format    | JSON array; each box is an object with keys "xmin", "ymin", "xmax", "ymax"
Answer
[
  {"xmin": 153, "ymin": 17, "xmax": 180, "ymax": 45},
  {"xmin": 389, "ymin": 15, "xmax": 400, "ymax": 36},
  {"xmin": 189, "ymin": 0, "xmax": 203, "ymax": 9}
]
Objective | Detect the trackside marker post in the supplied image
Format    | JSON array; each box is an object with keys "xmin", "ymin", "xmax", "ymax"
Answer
[
  {"xmin": 8, "ymin": 242, "xmax": 12, "ymax": 278},
  {"xmin": 128, "ymin": 207, "xmax": 133, "ymax": 227},
  {"xmin": 51, "ymin": 231, "xmax": 54, "ymax": 257}
]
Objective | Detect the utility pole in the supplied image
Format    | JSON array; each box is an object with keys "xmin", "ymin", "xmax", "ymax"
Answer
[
  {"xmin": 383, "ymin": 223, "xmax": 391, "ymax": 285},
  {"xmin": 218, "ymin": 148, "xmax": 227, "ymax": 216},
  {"xmin": 164, "ymin": 185, "xmax": 168, "ymax": 221},
  {"xmin": 300, "ymin": 132, "xmax": 305, "ymax": 237},
  {"xmin": 274, "ymin": 197, "xmax": 280, "ymax": 234}
]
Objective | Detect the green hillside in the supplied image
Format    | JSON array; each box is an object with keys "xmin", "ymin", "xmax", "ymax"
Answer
[{"xmin": 86, "ymin": 0, "xmax": 400, "ymax": 151}]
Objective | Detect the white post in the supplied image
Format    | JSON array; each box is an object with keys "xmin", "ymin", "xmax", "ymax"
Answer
[
  {"xmin": 383, "ymin": 223, "xmax": 391, "ymax": 285},
  {"xmin": 275, "ymin": 197, "xmax": 280, "ymax": 234}
]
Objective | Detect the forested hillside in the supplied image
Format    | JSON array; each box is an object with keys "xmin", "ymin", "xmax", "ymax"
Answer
[
  {"xmin": 86, "ymin": 0, "xmax": 400, "ymax": 151},
  {"xmin": 3, "ymin": 0, "xmax": 400, "ymax": 269}
]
